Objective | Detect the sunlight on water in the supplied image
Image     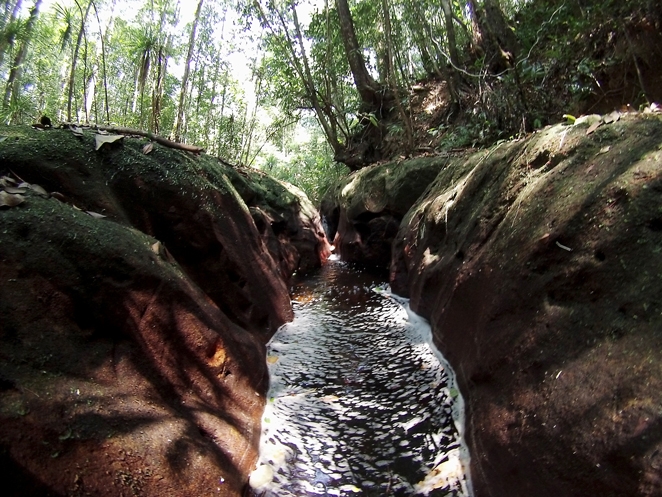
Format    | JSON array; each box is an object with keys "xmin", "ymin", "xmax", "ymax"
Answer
[{"xmin": 251, "ymin": 260, "xmax": 472, "ymax": 496}]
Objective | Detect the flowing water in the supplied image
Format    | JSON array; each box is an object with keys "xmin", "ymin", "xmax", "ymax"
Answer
[{"xmin": 250, "ymin": 257, "xmax": 472, "ymax": 497}]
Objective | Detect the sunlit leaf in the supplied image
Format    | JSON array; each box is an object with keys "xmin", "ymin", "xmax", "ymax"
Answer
[
  {"xmin": 603, "ymin": 111, "xmax": 620, "ymax": 124},
  {"xmin": 29, "ymin": 184, "xmax": 49, "ymax": 197},
  {"xmin": 142, "ymin": 142, "xmax": 154, "ymax": 154},
  {"xmin": 94, "ymin": 134, "xmax": 123, "ymax": 150},
  {"xmin": 86, "ymin": 211, "xmax": 107, "ymax": 218},
  {"xmin": 70, "ymin": 126, "xmax": 84, "ymax": 137},
  {"xmin": 0, "ymin": 191, "xmax": 25, "ymax": 207},
  {"xmin": 0, "ymin": 176, "xmax": 17, "ymax": 187},
  {"xmin": 3, "ymin": 186, "xmax": 27, "ymax": 194},
  {"xmin": 586, "ymin": 120, "xmax": 602, "ymax": 135}
]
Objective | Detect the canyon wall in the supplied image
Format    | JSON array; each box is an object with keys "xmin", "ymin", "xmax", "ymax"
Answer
[
  {"xmin": 0, "ymin": 126, "xmax": 329, "ymax": 496},
  {"xmin": 323, "ymin": 114, "xmax": 662, "ymax": 496}
]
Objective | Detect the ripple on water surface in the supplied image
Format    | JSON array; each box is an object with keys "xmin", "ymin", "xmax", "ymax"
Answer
[{"xmin": 251, "ymin": 259, "xmax": 472, "ymax": 497}]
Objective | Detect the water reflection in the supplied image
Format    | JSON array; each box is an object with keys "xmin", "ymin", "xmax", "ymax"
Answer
[{"xmin": 251, "ymin": 259, "xmax": 472, "ymax": 496}]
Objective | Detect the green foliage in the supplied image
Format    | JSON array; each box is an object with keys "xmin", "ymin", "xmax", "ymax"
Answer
[{"xmin": 261, "ymin": 119, "xmax": 349, "ymax": 204}]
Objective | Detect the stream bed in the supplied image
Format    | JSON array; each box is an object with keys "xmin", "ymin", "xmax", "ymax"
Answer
[{"xmin": 250, "ymin": 257, "xmax": 472, "ymax": 496}]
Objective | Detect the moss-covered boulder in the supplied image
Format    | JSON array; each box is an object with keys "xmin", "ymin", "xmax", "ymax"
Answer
[
  {"xmin": 324, "ymin": 113, "xmax": 662, "ymax": 496},
  {"xmin": 320, "ymin": 156, "xmax": 447, "ymax": 267},
  {"xmin": 0, "ymin": 126, "xmax": 329, "ymax": 496}
]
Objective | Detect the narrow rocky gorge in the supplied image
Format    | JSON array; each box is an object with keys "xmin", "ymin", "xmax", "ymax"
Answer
[
  {"xmin": 0, "ymin": 126, "xmax": 329, "ymax": 496},
  {"xmin": 321, "ymin": 113, "xmax": 662, "ymax": 497},
  {"xmin": 2, "ymin": 111, "xmax": 662, "ymax": 497}
]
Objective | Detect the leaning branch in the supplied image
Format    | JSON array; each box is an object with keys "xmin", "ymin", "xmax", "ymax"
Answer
[{"xmin": 61, "ymin": 123, "xmax": 206, "ymax": 154}]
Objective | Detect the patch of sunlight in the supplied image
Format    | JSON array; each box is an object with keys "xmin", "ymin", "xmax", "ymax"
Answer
[
  {"xmin": 341, "ymin": 177, "xmax": 359, "ymax": 198},
  {"xmin": 422, "ymin": 247, "xmax": 440, "ymax": 267}
]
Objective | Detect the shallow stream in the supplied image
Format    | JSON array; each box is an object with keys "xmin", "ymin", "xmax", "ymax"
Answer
[{"xmin": 250, "ymin": 257, "xmax": 472, "ymax": 496}]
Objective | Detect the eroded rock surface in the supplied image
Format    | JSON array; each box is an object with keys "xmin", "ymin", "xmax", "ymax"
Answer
[
  {"xmin": 321, "ymin": 156, "xmax": 445, "ymax": 267},
  {"xmin": 0, "ymin": 126, "xmax": 329, "ymax": 496},
  {"xmin": 325, "ymin": 114, "xmax": 662, "ymax": 496}
]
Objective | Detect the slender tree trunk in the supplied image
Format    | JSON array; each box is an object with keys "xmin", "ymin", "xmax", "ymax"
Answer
[
  {"xmin": 90, "ymin": 0, "xmax": 112, "ymax": 123},
  {"xmin": 67, "ymin": 0, "xmax": 92, "ymax": 122},
  {"xmin": 3, "ymin": 0, "xmax": 42, "ymax": 116},
  {"xmin": 173, "ymin": 0, "xmax": 203, "ymax": 142},
  {"xmin": 381, "ymin": 0, "xmax": 412, "ymax": 151},
  {"xmin": 334, "ymin": 0, "xmax": 384, "ymax": 112},
  {"xmin": 150, "ymin": 1, "xmax": 170, "ymax": 133},
  {"xmin": 289, "ymin": 2, "xmax": 343, "ymax": 154}
]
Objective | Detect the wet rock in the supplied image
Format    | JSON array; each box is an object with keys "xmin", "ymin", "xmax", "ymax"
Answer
[
  {"xmin": 320, "ymin": 156, "xmax": 446, "ymax": 267},
  {"xmin": 327, "ymin": 114, "xmax": 662, "ymax": 496},
  {"xmin": 0, "ymin": 126, "xmax": 330, "ymax": 496}
]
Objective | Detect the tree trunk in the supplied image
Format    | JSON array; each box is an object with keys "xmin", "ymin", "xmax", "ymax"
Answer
[
  {"xmin": 67, "ymin": 0, "xmax": 92, "ymax": 122},
  {"xmin": 150, "ymin": 1, "xmax": 171, "ymax": 133},
  {"xmin": 289, "ymin": 2, "xmax": 343, "ymax": 155},
  {"xmin": 381, "ymin": 0, "xmax": 412, "ymax": 151},
  {"xmin": 468, "ymin": 0, "xmax": 517, "ymax": 72},
  {"xmin": 334, "ymin": 0, "xmax": 383, "ymax": 112},
  {"xmin": 3, "ymin": 0, "xmax": 42, "ymax": 116},
  {"xmin": 0, "ymin": 0, "xmax": 23, "ymax": 69},
  {"xmin": 173, "ymin": 0, "xmax": 203, "ymax": 142}
]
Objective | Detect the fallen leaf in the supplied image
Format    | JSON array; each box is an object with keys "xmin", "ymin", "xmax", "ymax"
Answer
[
  {"xmin": 70, "ymin": 126, "xmax": 84, "ymax": 137},
  {"xmin": 562, "ymin": 114, "xmax": 576, "ymax": 124},
  {"xmin": 151, "ymin": 241, "xmax": 162, "ymax": 254},
  {"xmin": 556, "ymin": 241, "xmax": 573, "ymax": 251},
  {"xmin": 586, "ymin": 120, "xmax": 602, "ymax": 135},
  {"xmin": 0, "ymin": 176, "xmax": 17, "ymax": 187},
  {"xmin": 0, "ymin": 136, "xmax": 7, "ymax": 143},
  {"xmin": 50, "ymin": 192, "xmax": 66, "ymax": 202},
  {"xmin": 3, "ymin": 186, "xmax": 27, "ymax": 194},
  {"xmin": 72, "ymin": 205, "xmax": 82, "ymax": 211},
  {"xmin": 599, "ymin": 146, "xmax": 611, "ymax": 154},
  {"xmin": 94, "ymin": 133, "xmax": 123, "ymax": 150},
  {"xmin": 603, "ymin": 110, "xmax": 621, "ymax": 124},
  {"xmin": 142, "ymin": 142, "xmax": 154, "ymax": 154},
  {"xmin": 266, "ymin": 356, "xmax": 279, "ymax": 364},
  {"xmin": 86, "ymin": 211, "xmax": 107, "ymax": 218},
  {"xmin": 29, "ymin": 184, "xmax": 49, "ymax": 197},
  {"xmin": 643, "ymin": 103, "xmax": 660, "ymax": 114},
  {"xmin": 0, "ymin": 191, "xmax": 25, "ymax": 207}
]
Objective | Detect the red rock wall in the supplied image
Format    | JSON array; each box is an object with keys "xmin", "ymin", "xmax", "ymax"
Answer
[{"xmin": 0, "ymin": 128, "xmax": 329, "ymax": 496}]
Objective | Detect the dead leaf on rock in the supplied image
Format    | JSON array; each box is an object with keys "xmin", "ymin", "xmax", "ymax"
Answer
[
  {"xmin": 94, "ymin": 133, "xmax": 123, "ymax": 151},
  {"xmin": 29, "ymin": 184, "xmax": 49, "ymax": 197},
  {"xmin": 599, "ymin": 146, "xmax": 611, "ymax": 154},
  {"xmin": 72, "ymin": 205, "xmax": 82, "ymax": 211},
  {"xmin": 51, "ymin": 192, "xmax": 66, "ymax": 202},
  {"xmin": 586, "ymin": 120, "xmax": 603, "ymax": 135},
  {"xmin": 86, "ymin": 211, "xmax": 107, "ymax": 219},
  {"xmin": 142, "ymin": 142, "xmax": 154, "ymax": 154},
  {"xmin": 3, "ymin": 186, "xmax": 27, "ymax": 194},
  {"xmin": 603, "ymin": 111, "xmax": 621, "ymax": 124},
  {"xmin": 151, "ymin": 241, "xmax": 162, "ymax": 254},
  {"xmin": 70, "ymin": 126, "xmax": 84, "ymax": 137},
  {"xmin": 0, "ymin": 176, "xmax": 17, "ymax": 187},
  {"xmin": 0, "ymin": 191, "xmax": 25, "ymax": 207}
]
